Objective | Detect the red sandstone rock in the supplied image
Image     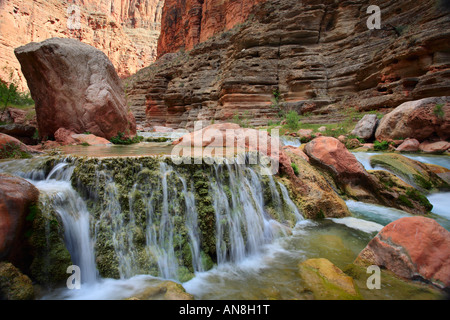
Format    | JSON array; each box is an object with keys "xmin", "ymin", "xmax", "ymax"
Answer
[
  {"xmin": 304, "ymin": 136, "xmax": 366, "ymax": 178},
  {"xmin": 15, "ymin": 38, "xmax": 136, "ymax": 140},
  {"xmin": 0, "ymin": 174, "xmax": 39, "ymax": 266},
  {"xmin": 173, "ymin": 123, "xmax": 293, "ymax": 176},
  {"xmin": 356, "ymin": 217, "xmax": 450, "ymax": 289},
  {"xmin": 375, "ymin": 97, "xmax": 450, "ymax": 142},
  {"xmin": 419, "ymin": 141, "xmax": 450, "ymax": 154},
  {"xmin": 396, "ymin": 138, "xmax": 420, "ymax": 152},
  {"xmin": 54, "ymin": 128, "xmax": 78, "ymax": 145},
  {"xmin": 0, "ymin": 133, "xmax": 33, "ymax": 155},
  {"xmin": 71, "ymin": 134, "xmax": 112, "ymax": 146}
]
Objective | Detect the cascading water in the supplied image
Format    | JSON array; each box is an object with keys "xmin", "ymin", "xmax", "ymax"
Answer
[{"xmin": 16, "ymin": 153, "xmax": 302, "ymax": 284}]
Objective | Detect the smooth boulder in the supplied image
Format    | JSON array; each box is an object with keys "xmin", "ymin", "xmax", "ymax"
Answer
[
  {"xmin": 15, "ymin": 38, "xmax": 136, "ymax": 140},
  {"xmin": 355, "ymin": 217, "xmax": 450, "ymax": 289},
  {"xmin": 375, "ymin": 97, "xmax": 450, "ymax": 141},
  {"xmin": 351, "ymin": 114, "xmax": 378, "ymax": 140}
]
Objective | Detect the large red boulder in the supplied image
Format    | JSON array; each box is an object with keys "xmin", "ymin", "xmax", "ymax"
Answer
[
  {"xmin": 356, "ymin": 217, "xmax": 450, "ymax": 289},
  {"xmin": 303, "ymin": 136, "xmax": 367, "ymax": 182},
  {"xmin": 375, "ymin": 97, "xmax": 450, "ymax": 142},
  {"xmin": 0, "ymin": 174, "xmax": 39, "ymax": 268},
  {"xmin": 14, "ymin": 38, "xmax": 136, "ymax": 140}
]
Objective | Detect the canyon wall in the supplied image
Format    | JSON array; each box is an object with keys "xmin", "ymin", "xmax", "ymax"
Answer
[
  {"xmin": 157, "ymin": 0, "xmax": 266, "ymax": 58},
  {"xmin": 0, "ymin": 0, "xmax": 164, "ymax": 91},
  {"xmin": 126, "ymin": 0, "xmax": 450, "ymax": 128}
]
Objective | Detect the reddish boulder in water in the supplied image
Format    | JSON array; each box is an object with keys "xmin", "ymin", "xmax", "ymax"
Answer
[
  {"xmin": 356, "ymin": 216, "xmax": 450, "ymax": 289},
  {"xmin": 0, "ymin": 174, "xmax": 39, "ymax": 268}
]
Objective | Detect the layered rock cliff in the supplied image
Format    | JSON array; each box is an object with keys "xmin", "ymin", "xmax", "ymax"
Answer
[
  {"xmin": 126, "ymin": 0, "xmax": 450, "ymax": 129},
  {"xmin": 157, "ymin": 0, "xmax": 266, "ymax": 58},
  {"xmin": 0, "ymin": 0, "xmax": 164, "ymax": 90}
]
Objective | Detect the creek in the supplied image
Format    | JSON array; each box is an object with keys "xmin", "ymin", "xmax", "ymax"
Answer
[{"xmin": 0, "ymin": 144, "xmax": 448, "ymax": 300}]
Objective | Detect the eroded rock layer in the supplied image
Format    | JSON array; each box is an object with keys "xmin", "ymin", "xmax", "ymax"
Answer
[{"xmin": 126, "ymin": 0, "xmax": 450, "ymax": 128}]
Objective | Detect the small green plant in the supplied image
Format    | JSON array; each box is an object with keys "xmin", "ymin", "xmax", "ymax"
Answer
[
  {"xmin": 110, "ymin": 132, "xmax": 144, "ymax": 145},
  {"xmin": 0, "ymin": 142, "xmax": 32, "ymax": 159},
  {"xmin": 286, "ymin": 110, "xmax": 301, "ymax": 131},
  {"xmin": 80, "ymin": 142, "xmax": 90, "ymax": 146},
  {"xmin": 373, "ymin": 140, "xmax": 390, "ymax": 151},
  {"xmin": 291, "ymin": 163, "xmax": 300, "ymax": 176},
  {"xmin": 0, "ymin": 68, "xmax": 34, "ymax": 114},
  {"xmin": 434, "ymin": 103, "xmax": 444, "ymax": 118},
  {"xmin": 270, "ymin": 89, "xmax": 283, "ymax": 109}
]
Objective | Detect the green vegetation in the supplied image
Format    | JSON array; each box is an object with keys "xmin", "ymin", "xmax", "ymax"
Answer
[
  {"xmin": 110, "ymin": 132, "xmax": 144, "ymax": 145},
  {"xmin": 433, "ymin": 103, "xmax": 444, "ymax": 119},
  {"xmin": 291, "ymin": 163, "xmax": 299, "ymax": 176},
  {"xmin": 0, "ymin": 69, "xmax": 34, "ymax": 115},
  {"xmin": 373, "ymin": 140, "xmax": 390, "ymax": 151},
  {"xmin": 0, "ymin": 142, "xmax": 32, "ymax": 159},
  {"xmin": 286, "ymin": 110, "xmax": 301, "ymax": 131}
]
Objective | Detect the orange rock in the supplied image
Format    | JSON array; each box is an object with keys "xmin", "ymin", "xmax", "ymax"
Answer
[
  {"xmin": 356, "ymin": 217, "xmax": 450, "ymax": 289},
  {"xmin": 304, "ymin": 136, "xmax": 365, "ymax": 177}
]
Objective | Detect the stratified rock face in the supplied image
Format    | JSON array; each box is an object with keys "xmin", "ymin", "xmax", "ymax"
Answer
[
  {"xmin": 127, "ymin": 0, "xmax": 450, "ymax": 128},
  {"xmin": 0, "ymin": 0, "xmax": 164, "ymax": 90},
  {"xmin": 157, "ymin": 0, "xmax": 265, "ymax": 57},
  {"xmin": 15, "ymin": 38, "xmax": 136, "ymax": 140},
  {"xmin": 356, "ymin": 217, "xmax": 450, "ymax": 289}
]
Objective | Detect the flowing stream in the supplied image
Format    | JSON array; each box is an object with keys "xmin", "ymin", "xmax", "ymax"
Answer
[{"xmin": 0, "ymin": 148, "xmax": 449, "ymax": 300}]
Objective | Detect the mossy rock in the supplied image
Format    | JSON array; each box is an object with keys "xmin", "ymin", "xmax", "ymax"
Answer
[
  {"xmin": 343, "ymin": 263, "xmax": 446, "ymax": 300},
  {"xmin": 298, "ymin": 258, "xmax": 362, "ymax": 300},
  {"xmin": 369, "ymin": 153, "xmax": 449, "ymax": 192},
  {"xmin": 368, "ymin": 170, "xmax": 433, "ymax": 214},
  {"xmin": 283, "ymin": 150, "xmax": 350, "ymax": 219},
  {"xmin": 0, "ymin": 262, "xmax": 35, "ymax": 300},
  {"xmin": 127, "ymin": 279, "xmax": 194, "ymax": 300},
  {"xmin": 27, "ymin": 202, "xmax": 72, "ymax": 287}
]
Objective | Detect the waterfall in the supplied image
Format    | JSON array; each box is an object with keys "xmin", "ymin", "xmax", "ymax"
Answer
[
  {"xmin": 20, "ymin": 159, "xmax": 98, "ymax": 284},
  {"xmin": 0, "ymin": 155, "xmax": 304, "ymax": 285}
]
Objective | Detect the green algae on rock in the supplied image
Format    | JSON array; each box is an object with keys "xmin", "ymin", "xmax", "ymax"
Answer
[
  {"xmin": 69, "ymin": 155, "xmax": 302, "ymax": 281},
  {"xmin": 369, "ymin": 153, "xmax": 450, "ymax": 192},
  {"xmin": 298, "ymin": 258, "xmax": 362, "ymax": 300},
  {"xmin": 0, "ymin": 262, "xmax": 35, "ymax": 300}
]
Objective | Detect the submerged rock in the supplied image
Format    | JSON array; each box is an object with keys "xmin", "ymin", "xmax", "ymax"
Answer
[
  {"xmin": 370, "ymin": 153, "xmax": 449, "ymax": 192},
  {"xmin": 298, "ymin": 258, "xmax": 362, "ymax": 300},
  {"xmin": 15, "ymin": 38, "xmax": 136, "ymax": 140},
  {"xmin": 355, "ymin": 217, "xmax": 450, "ymax": 290},
  {"xmin": 128, "ymin": 280, "xmax": 194, "ymax": 300}
]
